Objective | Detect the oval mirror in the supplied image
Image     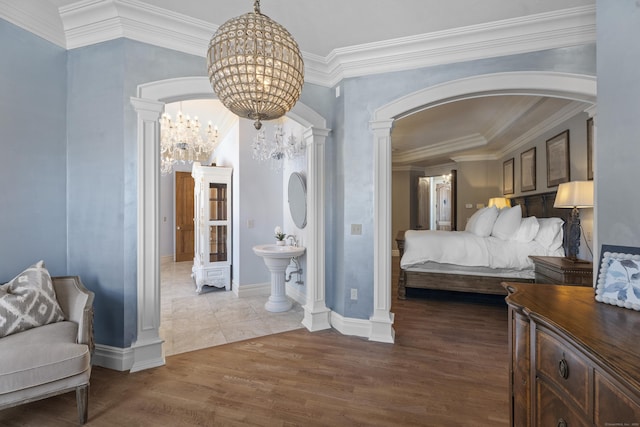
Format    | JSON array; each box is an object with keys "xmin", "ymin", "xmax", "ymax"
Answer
[{"xmin": 288, "ymin": 172, "xmax": 307, "ymax": 229}]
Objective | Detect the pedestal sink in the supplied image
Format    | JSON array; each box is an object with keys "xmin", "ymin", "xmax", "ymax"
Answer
[{"xmin": 253, "ymin": 244, "xmax": 305, "ymax": 312}]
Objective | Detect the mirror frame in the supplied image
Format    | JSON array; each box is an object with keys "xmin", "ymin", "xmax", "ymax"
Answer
[{"xmin": 288, "ymin": 172, "xmax": 307, "ymax": 229}]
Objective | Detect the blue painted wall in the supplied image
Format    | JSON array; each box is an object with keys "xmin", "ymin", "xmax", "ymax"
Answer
[
  {"xmin": 66, "ymin": 39, "xmax": 206, "ymax": 347},
  {"xmin": 0, "ymin": 20, "xmax": 67, "ymax": 281}
]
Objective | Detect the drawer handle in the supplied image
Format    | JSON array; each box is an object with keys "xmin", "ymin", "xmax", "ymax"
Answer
[
  {"xmin": 558, "ymin": 358, "xmax": 569, "ymax": 379},
  {"xmin": 557, "ymin": 418, "xmax": 568, "ymax": 427}
]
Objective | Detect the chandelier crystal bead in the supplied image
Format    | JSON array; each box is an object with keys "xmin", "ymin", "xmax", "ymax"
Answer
[{"xmin": 207, "ymin": 0, "xmax": 304, "ymax": 130}]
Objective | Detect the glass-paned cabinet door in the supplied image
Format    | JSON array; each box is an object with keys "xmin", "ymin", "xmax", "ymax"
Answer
[
  {"xmin": 209, "ymin": 225, "xmax": 227, "ymax": 262},
  {"xmin": 208, "ymin": 183, "xmax": 228, "ymax": 221}
]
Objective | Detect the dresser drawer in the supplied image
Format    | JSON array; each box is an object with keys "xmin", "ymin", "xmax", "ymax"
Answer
[
  {"xmin": 536, "ymin": 329, "xmax": 590, "ymax": 413},
  {"xmin": 595, "ymin": 371, "xmax": 640, "ymax": 426},
  {"xmin": 537, "ymin": 380, "xmax": 591, "ymax": 427}
]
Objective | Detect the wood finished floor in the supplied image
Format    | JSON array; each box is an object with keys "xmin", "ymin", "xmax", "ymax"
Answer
[{"xmin": 0, "ymin": 259, "xmax": 510, "ymax": 426}]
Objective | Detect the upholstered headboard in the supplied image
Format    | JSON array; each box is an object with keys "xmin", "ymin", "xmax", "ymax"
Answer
[{"xmin": 511, "ymin": 191, "xmax": 570, "ymax": 254}]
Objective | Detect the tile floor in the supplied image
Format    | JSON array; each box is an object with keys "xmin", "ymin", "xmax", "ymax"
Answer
[{"xmin": 160, "ymin": 260, "xmax": 304, "ymax": 357}]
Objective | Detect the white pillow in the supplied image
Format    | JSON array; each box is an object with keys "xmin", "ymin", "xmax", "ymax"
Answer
[
  {"xmin": 510, "ymin": 216, "xmax": 540, "ymax": 243},
  {"xmin": 465, "ymin": 206, "xmax": 499, "ymax": 237},
  {"xmin": 491, "ymin": 205, "xmax": 522, "ymax": 240},
  {"xmin": 535, "ymin": 217, "xmax": 565, "ymax": 250}
]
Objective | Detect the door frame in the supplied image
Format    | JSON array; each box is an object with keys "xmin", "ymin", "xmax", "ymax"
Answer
[
  {"xmin": 370, "ymin": 71, "xmax": 597, "ymax": 344},
  {"xmin": 130, "ymin": 77, "xmax": 331, "ymax": 372}
]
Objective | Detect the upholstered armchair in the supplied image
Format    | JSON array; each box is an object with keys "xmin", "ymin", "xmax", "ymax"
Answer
[{"xmin": 0, "ymin": 275, "xmax": 94, "ymax": 424}]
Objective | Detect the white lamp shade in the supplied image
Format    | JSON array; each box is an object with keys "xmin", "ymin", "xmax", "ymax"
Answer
[
  {"xmin": 554, "ymin": 181, "xmax": 594, "ymax": 208},
  {"xmin": 487, "ymin": 197, "xmax": 511, "ymax": 209}
]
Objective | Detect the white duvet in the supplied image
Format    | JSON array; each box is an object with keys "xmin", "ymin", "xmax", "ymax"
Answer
[{"xmin": 400, "ymin": 230, "xmax": 563, "ymax": 271}]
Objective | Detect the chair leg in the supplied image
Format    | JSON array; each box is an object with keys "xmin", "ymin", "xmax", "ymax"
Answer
[{"xmin": 76, "ymin": 384, "xmax": 89, "ymax": 424}]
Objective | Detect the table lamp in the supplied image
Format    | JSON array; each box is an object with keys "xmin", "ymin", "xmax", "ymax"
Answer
[
  {"xmin": 553, "ymin": 181, "xmax": 594, "ymax": 261},
  {"xmin": 487, "ymin": 197, "xmax": 511, "ymax": 209}
]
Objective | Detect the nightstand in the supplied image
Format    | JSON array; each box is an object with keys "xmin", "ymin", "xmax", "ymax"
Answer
[{"xmin": 529, "ymin": 256, "xmax": 593, "ymax": 286}]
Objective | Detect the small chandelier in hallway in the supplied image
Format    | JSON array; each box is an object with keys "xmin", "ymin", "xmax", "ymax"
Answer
[
  {"xmin": 159, "ymin": 109, "xmax": 219, "ymax": 174},
  {"xmin": 251, "ymin": 124, "xmax": 304, "ymax": 168},
  {"xmin": 206, "ymin": 0, "xmax": 304, "ymax": 130}
]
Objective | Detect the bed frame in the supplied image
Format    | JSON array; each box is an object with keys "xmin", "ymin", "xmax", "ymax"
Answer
[{"xmin": 396, "ymin": 191, "xmax": 569, "ymax": 299}]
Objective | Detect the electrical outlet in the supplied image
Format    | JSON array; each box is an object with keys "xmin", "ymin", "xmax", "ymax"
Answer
[
  {"xmin": 247, "ymin": 219, "xmax": 254, "ymax": 229},
  {"xmin": 465, "ymin": 203, "xmax": 473, "ymax": 209},
  {"xmin": 351, "ymin": 224, "xmax": 362, "ymax": 235},
  {"xmin": 350, "ymin": 288, "xmax": 358, "ymax": 300}
]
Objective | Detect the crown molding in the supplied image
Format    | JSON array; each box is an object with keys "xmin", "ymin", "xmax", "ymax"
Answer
[
  {"xmin": 59, "ymin": 0, "xmax": 216, "ymax": 55},
  {"xmin": 1, "ymin": 1, "xmax": 595, "ymax": 87},
  {"xmin": 495, "ymin": 100, "xmax": 587, "ymax": 158},
  {"xmin": 392, "ymin": 165, "xmax": 426, "ymax": 173},
  {"xmin": 0, "ymin": 0, "xmax": 67, "ymax": 47},
  {"xmin": 316, "ymin": 5, "xmax": 595, "ymax": 87},
  {"xmin": 392, "ymin": 133, "xmax": 487, "ymax": 165},
  {"xmin": 450, "ymin": 154, "xmax": 499, "ymax": 162}
]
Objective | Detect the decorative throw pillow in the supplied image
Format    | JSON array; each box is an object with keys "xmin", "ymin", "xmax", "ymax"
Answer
[
  {"xmin": 491, "ymin": 205, "xmax": 523, "ymax": 240},
  {"xmin": 0, "ymin": 261, "xmax": 65, "ymax": 338},
  {"xmin": 465, "ymin": 206, "xmax": 499, "ymax": 237}
]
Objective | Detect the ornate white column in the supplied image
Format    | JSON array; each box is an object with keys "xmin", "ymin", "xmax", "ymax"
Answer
[
  {"xmin": 369, "ymin": 119, "xmax": 395, "ymax": 343},
  {"xmin": 130, "ymin": 96, "xmax": 165, "ymax": 372},
  {"xmin": 302, "ymin": 126, "xmax": 332, "ymax": 331}
]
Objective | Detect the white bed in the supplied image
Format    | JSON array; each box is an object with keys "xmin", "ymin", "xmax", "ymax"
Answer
[{"xmin": 396, "ymin": 192, "xmax": 567, "ymax": 299}]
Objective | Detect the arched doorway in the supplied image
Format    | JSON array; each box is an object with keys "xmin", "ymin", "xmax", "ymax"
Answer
[
  {"xmin": 130, "ymin": 77, "xmax": 331, "ymax": 371},
  {"xmin": 370, "ymin": 71, "xmax": 597, "ymax": 343}
]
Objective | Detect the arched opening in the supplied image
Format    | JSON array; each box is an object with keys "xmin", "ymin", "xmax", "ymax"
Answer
[
  {"xmin": 370, "ymin": 71, "xmax": 597, "ymax": 343},
  {"xmin": 130, "ymin": 77, "xmax": 331, "ymax": 371}
]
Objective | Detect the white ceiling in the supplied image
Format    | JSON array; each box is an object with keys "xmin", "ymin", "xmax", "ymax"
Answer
[{"xmin": 2, "ymin": 0, "xmax": 595, "ymax": 167}]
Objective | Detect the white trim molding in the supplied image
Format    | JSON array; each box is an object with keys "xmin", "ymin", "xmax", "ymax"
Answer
[
  {"xmin": 369, "ymin": 119, "xmax": 396, "ymax": 344},
  {"xmin": 1, "ymin": 1, "xmax": 595, "ymax": 88},
  {"xmin": 93, "ymin": 344, "xmax": 134, "ymax": 372},
  {"xmin": 128, "ymin": 76, "xmax": 330, "ymax": 371}
]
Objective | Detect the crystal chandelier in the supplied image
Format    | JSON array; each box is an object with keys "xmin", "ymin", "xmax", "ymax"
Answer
[
  {"xmin": 206, "ymin": 0, "xmax": 304, "ymax": 130},
  {"xmin": 251, "ymin": 125, "xmax": 304, "ymax": 168},
  {"xmin": 159, "ymin": 110, "xmax": 219, "ymax": 175}
]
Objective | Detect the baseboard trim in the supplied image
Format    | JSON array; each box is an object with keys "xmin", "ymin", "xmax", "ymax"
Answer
[
  {"xmin": 93, "ymin": 344, "xmax": 135, "ymax": 372},
  {"xmin": 286, "ymin": 283, "xmax": 306, "ymax": 305},
  {"xmin": 232, "ymin": 281, "xmax": 270, "ymax": 297},
  {"xmin": 329, "ymin": 311, "xmax": 373, "ymax": 339}
]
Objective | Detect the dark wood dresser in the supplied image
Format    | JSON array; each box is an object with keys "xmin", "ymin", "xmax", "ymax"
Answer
[
  {"xmin": 529, "ymin": 256, "xmax": 593, "ymax": 286},
  {"xmin": 504, "ymin": 282, "xmax": 640, "ymax": 426}
]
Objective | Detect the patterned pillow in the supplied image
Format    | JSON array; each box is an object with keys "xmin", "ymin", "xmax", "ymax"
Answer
[{"xmin": 0, "ymin": 261, "xmax": 65, "ymax": 338}]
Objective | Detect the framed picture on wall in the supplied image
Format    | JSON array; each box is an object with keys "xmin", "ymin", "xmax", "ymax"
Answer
[
  {"xmin": 546, "ymin": 130, "xmax": 570, "ymax": 187},
  {"xmin": 503, "ymin": 158, "xmax": 514, "ymax": 195},
  {"xmin": 587, "ymin": 118, "xmax": 594, "ymax": 180},
  {"xmin": 520, "ymin": 148, "xmax": 536, "ymax": 192}
]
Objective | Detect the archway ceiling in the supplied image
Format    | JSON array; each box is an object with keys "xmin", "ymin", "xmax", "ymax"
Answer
[{"xmin": 391, "ymin": 95, "xmax": 590, "ymax": 167}]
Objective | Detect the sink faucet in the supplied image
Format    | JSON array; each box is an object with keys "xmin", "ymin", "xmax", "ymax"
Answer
[{"xmin": 286, "ymin": 234, "xmax": 298, "ymax": 247}]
